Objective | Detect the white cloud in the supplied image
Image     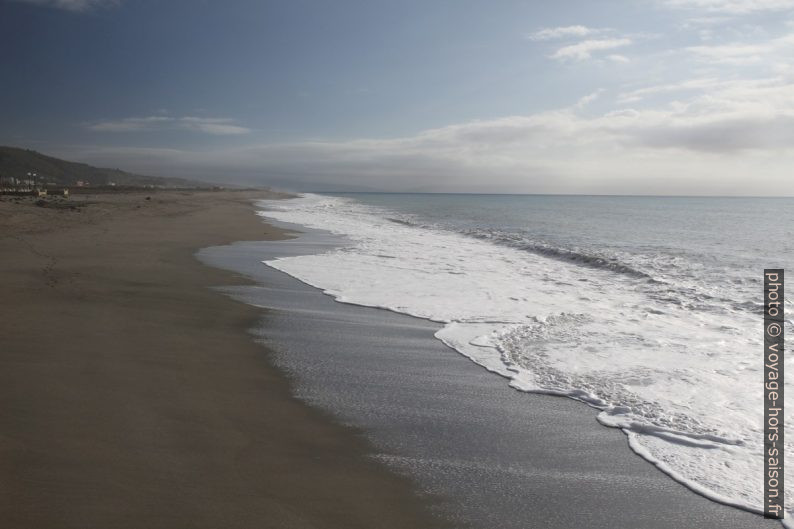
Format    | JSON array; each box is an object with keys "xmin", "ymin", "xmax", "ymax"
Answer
[
  {"xmin": 686, "ymin": 42, "xmax": 770, "ymax": 63},
  {"xmin": 551, "ymin": 38, "xmax": 632, "ymax": 61},
  {"xmin": 685, "ymin": 32, "xmax": 794, "ymax": 64},
  {"xmin": 607, "ymin": 54, "xmax": 631, "ymax": 63},
  {"xmin": 527, "ymin": 25, "xmax": 603, "ymax": 41},
  {"xmin": 178, "ymin": 117, "xmax": 252, "ymax": 135},
  {"xmin": 87, "ymin": 116, "xmax": 251, "ymax": 135},
  {"xmin": 12, "ymin": 0, "xmax": 119, "ymax": 11},
  {"xmin": 596, "ymin": 78, "xmax": 794, "ymax": 152},
  {"xmin": 660, "ymin": 0, "xmax": 794, "ymax": 13},
  {"xmin": 574, "ymin": 89, "xmax": 604, "ymax": 108},
  {"xmin": 88, "ymin": 116, "xmax": 170, "ymax": 132},
  {"xmin": 618, "ymin": 78, "xmax": 723, "ymax": 102},
  {"xmin": 678, "ymin": 15, "xmax": 734, "ymax": 26}
]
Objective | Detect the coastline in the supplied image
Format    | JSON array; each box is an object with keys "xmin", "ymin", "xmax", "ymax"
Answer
[
  {"xmin": 0, "ymin": 190, "xmax": 447, "ymax": 529},
  {"xmin": 199, "ymin": 207, "xmax": 774, "ymax": 529}
]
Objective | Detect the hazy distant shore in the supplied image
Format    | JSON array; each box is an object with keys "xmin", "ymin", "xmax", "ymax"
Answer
[{"xmin": 0, "ymin": 190, "xmax": 446, "ymax": 529}]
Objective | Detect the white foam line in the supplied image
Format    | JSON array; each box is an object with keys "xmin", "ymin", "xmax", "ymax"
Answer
[{"xmin": 272, "ymin": 253, "xmax": 784, "ymax": 524}]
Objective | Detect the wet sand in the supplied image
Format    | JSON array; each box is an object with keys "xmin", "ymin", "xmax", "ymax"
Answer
[{"xmin": 0, "ymin": 191, "xmax": 447, "ymax": 529}]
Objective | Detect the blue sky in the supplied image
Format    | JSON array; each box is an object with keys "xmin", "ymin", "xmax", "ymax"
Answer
[{"xmin": 3, "ymin": 0, "xmax": 794, "ymax": 194}]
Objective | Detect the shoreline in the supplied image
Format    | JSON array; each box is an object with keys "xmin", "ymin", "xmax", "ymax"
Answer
[
  {"xmin": 0, "ymin": 190, "xmax": 447, "ymax": 529},
  {"xmin": 202, "ymin": 207, "xmax": 774, "ymax": 529},
  {"xmin": 251, "ymin": 193, "xmax": 784, "ymax": 527}
]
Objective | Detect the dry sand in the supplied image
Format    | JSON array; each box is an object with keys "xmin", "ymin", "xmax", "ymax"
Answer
[{"xmin": 0, "ymin": 190, "xmax": 445, "ymax": 529}]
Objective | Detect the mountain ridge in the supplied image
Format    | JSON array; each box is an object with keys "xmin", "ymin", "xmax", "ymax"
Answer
[{"xmin": 0, "ymin": 146, "xmax": 204, "ymax": 188}]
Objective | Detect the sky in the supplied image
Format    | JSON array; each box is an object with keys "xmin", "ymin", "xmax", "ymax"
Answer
[{"xmin": 2, "ymin": 0, "xmax": 794, "ymax": 194}]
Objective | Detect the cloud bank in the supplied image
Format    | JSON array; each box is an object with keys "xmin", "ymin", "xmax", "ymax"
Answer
[{"xmin": 63, "ymin": 77, "xmax": 794, "ymax": 195}]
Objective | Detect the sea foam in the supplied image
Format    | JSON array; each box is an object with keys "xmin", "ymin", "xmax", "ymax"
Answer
[{"xmin": 258, "ymin": 193, "xmax": 792, "ymax": 524}]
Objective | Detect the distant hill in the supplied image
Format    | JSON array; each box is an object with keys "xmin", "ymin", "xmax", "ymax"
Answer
[{"xmin": 0, "ymin": 146, "xmax": 202, "ymax": 188}]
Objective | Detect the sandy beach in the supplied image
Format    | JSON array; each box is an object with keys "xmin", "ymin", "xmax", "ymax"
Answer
[
  {"xmin": 0, "ymin": 190, "xmax": 446, "ymax": 529},
  {"xmin": 4, "ymin": 0, "xmax": 792, "ymax": 525}
]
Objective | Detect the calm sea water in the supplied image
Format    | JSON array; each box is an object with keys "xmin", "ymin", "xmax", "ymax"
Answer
[{"xmin": 259, "ymin": 193, "xmax": 794, "ymax": 522}]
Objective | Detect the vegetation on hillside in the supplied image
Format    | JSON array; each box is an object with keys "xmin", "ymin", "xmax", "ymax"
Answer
[{"xmin": 0, "ymin": 146, "xmax": 200, "ymax": 188}]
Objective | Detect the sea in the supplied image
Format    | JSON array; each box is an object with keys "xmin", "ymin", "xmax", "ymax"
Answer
[{"xmin": 256, "ymin": 192, "xmax": 794, "ymax": 522}]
